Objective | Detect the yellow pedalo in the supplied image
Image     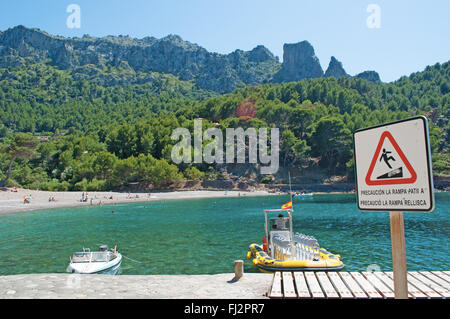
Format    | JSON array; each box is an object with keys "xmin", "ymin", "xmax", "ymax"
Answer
[{"xmin": 247, "ymin": 207, "xmax": 344, "ymax": 272}]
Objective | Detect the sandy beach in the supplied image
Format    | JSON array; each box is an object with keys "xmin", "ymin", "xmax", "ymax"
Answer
[{"xmin": 0, "ymin": 188, "xmax": 278, "ymax": 215}]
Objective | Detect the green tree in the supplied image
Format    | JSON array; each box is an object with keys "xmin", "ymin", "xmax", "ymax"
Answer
[
  {"xmin": 292, "ymin": 139, "xmax": 311, "ymax": 166},
  {"xmin": 289, "ymin": 107, "xmax": 314, "ymax": 138},
  {"xmin": 0, "ymin": 133, "xmax": 39, "ymax": 187},
  {"xmin": 109, "ymin": 157, "xmax": 138, "ymax": 187},
  {"xmin": 308, "ymin": 117, "xmax": 352, "ymax": 174},
  {"xmin": 150, "ymin": 159, "xmax": 182, "ymax": 187},
  {"xmin": 184, "ymin": 166, "xmax": 205, "ymax": 181},
  {"xmin": 0, "ymin": 124, "xmax": 8, "ymax": 138},
  {"xmin": 93, "ymin": 151, "xmax": 118, "ymax": 180},
  {"xmin": 281, "ymin": 129, "xmax": 297, "ymax": 167},
  {"xmin": 106, "ymin": 124, "xmax": 138, "ymax": 159}
]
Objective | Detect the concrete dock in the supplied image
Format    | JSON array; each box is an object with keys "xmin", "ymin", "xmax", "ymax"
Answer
[{"xmin": 0, "ymin": 273, "xmax": 273, "ymax": 299}]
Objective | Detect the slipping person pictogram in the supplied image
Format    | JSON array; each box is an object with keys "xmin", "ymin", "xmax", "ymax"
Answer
[{"xmin": 379, "ymin": 148, "xmax": 396, "ymax": 169}]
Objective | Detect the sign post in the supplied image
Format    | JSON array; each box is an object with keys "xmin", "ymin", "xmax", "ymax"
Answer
[
  {"xmin": 390, "ymin": 211, "xmax": 408, "ymax": 299},
  {"xmin": 353, "ymin": 116, "xmax": 434, "ymax": 299}
]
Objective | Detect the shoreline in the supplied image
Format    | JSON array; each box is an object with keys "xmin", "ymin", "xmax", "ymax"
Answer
[
  {"xmin": 0, "ymin": 188, "xmax": 282, "ymax": 216},
  {"xmin": 1, "ymin": 188, "xmax": 446, "ymax": 216}
]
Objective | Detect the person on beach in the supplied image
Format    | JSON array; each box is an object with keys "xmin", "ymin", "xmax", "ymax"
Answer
[
  {"xmin": 81, "ymin": 193, "xmax": 88, "ymax": 202},
  {"xmin": 23, "ymin": 195, "xmax": 31, "ymax": 204}
]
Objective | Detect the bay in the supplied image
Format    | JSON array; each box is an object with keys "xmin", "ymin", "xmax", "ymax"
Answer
[{"xmin": 0, "ymin": 193, "xmax": 448, "ymax": 275}]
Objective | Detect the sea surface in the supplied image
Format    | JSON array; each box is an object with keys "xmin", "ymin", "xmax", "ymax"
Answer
[{"xmin": 0, "ymin": 193, "xmax": 448, "ymax": 275}]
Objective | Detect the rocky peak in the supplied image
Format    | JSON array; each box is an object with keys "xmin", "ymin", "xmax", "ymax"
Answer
[
  {"xmin": 273, "ymin": 40, "xmax": 323, "ymax": 82},
  {"xmin": 248, "ymin": 45, "xmax": 274, "ymax": 62},
  {"xmin": 160, "ymin": 34, "xmax": 184, "ymax": 45},
  {"xmin": 324, "ymin": 56, "xmax": 348, "ymax": 78},
  {"xmin": 355, "ymin": 70, "xmax": 381, "ymax": 83},
  {"xmin": 0, "ymin": 25, "xmax": 74, "ymax": 68},
  {"xmin": 1, "ymin": 25, "xmax": 46, "ymax": 44}
]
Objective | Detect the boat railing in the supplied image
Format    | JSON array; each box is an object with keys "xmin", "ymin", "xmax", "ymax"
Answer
[
  {"xmin": 272, "ymin": 233, "xmax": 321, "ymax": 261},
  {"xmin": 293, "ymin": 233, "xmax": 319, "ymax": 248},
  {"xmin": 272, "ymin": 234, "xmax": 290, "ymax": 248},
  {"xmin": 294, "ymin": 243, "xmax": 320, "ymax": 261},
  {"xmin": 271, "ymin": 234, "xmax": 290, "ymax": 260},
  {"xmin": 294, "ymin": 233, "xmax": 320, "ymax": 260}
]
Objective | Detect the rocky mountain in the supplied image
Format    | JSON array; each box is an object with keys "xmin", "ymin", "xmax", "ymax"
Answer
[
  {"xmin": 272, "ymin": 41, "xmax": 324, "ymax": 82},
  {"xmin": 355, "ymin": 70, "xmax": 381, "ymax": 83},
  {"xmin": 324, "ymin": 56, "xmax": 348, "ymax": 78},
  {"xmin": 0, "ymin": 25, "xmax": 381, "ymax": 93},
  {"xmin": 0, "ymin": 26, "xmax": 281, "ymax": 93}
]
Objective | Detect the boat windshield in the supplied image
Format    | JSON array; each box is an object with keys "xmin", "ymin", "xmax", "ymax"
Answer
[
  {"xmin": 91, "ymin": 252, "xmax": 110, "ymax": 262},
  {"xmin": 72, "ymin": 251, "xmax": 115, "ymax": 263}
]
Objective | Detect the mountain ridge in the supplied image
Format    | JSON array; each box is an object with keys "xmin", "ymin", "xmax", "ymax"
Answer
[{"xmin": 0, "ymin": 25, "xmax": 383, "ymax": 93}]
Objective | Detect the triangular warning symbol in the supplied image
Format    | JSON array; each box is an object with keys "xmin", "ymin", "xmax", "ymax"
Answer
[{"xmin": 365, "ymin": 131, "xmax": 417, "ymax": 186}]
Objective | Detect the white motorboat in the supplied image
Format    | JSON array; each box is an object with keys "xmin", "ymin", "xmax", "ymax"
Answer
[
  {"xmin": 293, "ymin": 192, "xmax": 313, "ymax": 198},
  {"xmin": 66, "ymin": 245, "xmax": 122, "ymax": 275}
]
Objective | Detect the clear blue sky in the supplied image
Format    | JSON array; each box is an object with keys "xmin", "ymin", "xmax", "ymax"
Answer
[{"xmin": 1, "ymin": 0, "xmax": 449, "ymax": 82}]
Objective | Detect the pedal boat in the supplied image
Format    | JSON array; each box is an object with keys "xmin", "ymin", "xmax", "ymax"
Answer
[{"xmin": 247, "ymin": 208, "xmax": 344, "ymax": 272}]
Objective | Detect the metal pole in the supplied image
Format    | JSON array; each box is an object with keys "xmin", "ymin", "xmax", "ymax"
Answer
[
  {"xmin": 264, "ymin": 210, "xmax": 268, "ymax": 243},
  {"xmin": 288, "ymin": 171, "xmax": 295, "ymax": 258},
  {"xmin": 288, "ymin": 171, "xmax": 293, "ymax": 203},
  {"xmin": 288, "ymin": 210, "xmax": 295, "ymax": 259}
]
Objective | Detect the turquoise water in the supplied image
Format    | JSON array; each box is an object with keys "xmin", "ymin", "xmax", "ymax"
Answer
[{"xmin": 0, "ymin": 193, "xmax": 448, "ymax": 275}]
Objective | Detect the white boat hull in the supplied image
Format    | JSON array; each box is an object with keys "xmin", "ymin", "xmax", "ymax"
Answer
[
  {"xmin": 294, "ymin": 193, "xmax": 313, "ymax": 198},
  {"xmin": 67, "ymin": 253, "xmax": 122, "ymax": 275}
]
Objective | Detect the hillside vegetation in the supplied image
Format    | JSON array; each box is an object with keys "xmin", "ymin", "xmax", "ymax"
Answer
[{"xmin": 0, "ymin": 58, "xmax": 448, "ymax": 191}]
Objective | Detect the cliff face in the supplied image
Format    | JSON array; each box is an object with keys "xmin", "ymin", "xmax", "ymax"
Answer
[
  {"xmin": 273, "ymin": 41, "xmax": 323, "ymax": 82},
  {"xmin": 0, "ymin": 25, "xmax": 382, "ymax": 92},
  {"xmin": 0, "ymin": 26, "xmax": 281, "ymax": 93}
]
